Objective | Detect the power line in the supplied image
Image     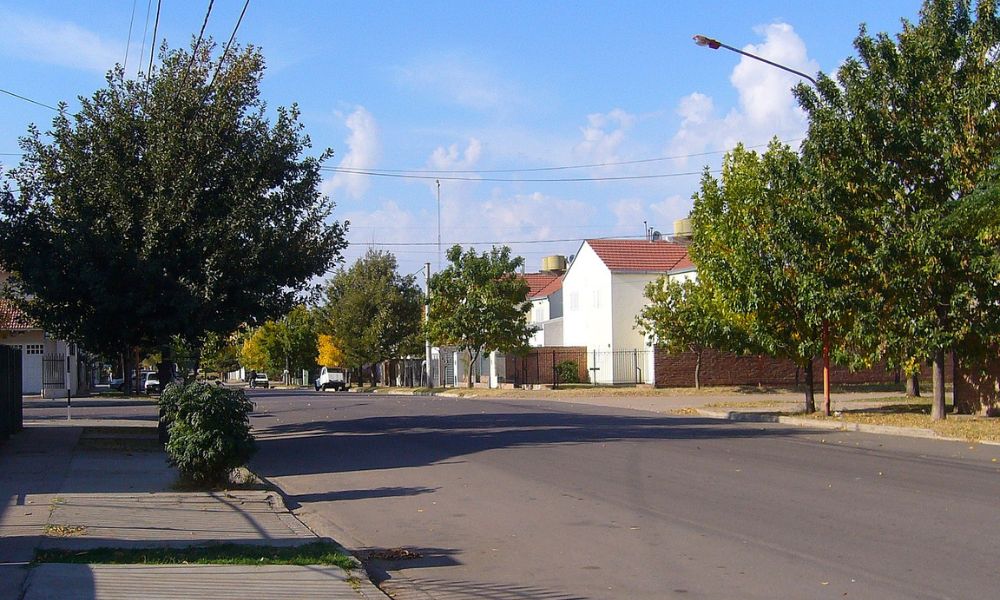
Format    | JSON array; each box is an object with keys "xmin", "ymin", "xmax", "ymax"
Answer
[
  {"xmin": 0, "ymin": 88, "xmax": 59, "ymax": 112},
  {"xmin": 147, "ymin": 0, "xmax": 162, "ymax": 79},
  {"xmin": 209, "ymin": 0, "xmax": 250, "ymax": 89},
  {"xmin": 331, "ymin": 138, "xmax": 800, "ymax": 175},
  {"xmin": 178, "ymin": 0, "xmax": 216, "ymax": 91},
  {"xmin": 138, "ymin": 0, "xmax": 153, "ymax": 74},
  {"xmin": 123, "ymin": 0, "xmax": 138, "ymax": 73},
  {"xmin": 350, "ymin": 234, "xmax": 654, "ymax": 247},
  {"xmin": 319, "ymin": 166, "xmax": 710, "ymax": 183}
]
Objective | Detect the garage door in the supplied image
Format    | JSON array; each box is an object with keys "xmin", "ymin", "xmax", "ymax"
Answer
[{"xmin": 4, "ymin": 344, "xmax": 43, "ymax": 394}]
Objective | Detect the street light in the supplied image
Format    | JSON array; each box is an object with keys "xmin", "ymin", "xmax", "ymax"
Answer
[
  {"xmin": 692, "ymin": 34, "xmax": 818, "ymax": 86},
  {"xmin": 693, "ymin": 33, "xmax": 831, "ymax": 416}
]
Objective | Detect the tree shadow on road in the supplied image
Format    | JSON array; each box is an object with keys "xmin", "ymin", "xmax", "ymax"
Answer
[{"xmin": 252, "ymin": 411, "xmax": 805, "ymax": 477}]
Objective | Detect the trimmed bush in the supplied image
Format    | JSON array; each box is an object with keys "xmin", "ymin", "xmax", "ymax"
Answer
[
  {"xmin": 159, "ymin": 382, "xmax": 256, "ymax": 485},
  {"xmin": 555, "ymin": 360, "xmax": 581, "ymax": 384}
]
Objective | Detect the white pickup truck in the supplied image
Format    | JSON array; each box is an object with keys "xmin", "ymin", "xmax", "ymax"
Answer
[{"xmin": 314, "ymin": 366, "xmax": 348, "ymax": 391}]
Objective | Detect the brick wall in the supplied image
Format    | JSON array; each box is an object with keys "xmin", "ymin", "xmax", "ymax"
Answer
[
  {"xmin": 954, "ymin": 352, "xmax": 1000, "ymax": 416},
  {"xmin": 505, "ymin": 347, "xmax": 588, "ymax": 386},
  {"xmin": 653, "ymin": 347, "xmax": 938, "ymax": 388}
]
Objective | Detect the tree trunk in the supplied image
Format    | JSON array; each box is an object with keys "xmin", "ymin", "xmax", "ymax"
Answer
[
  {"xmin": 694, "ymin": 350, "xmax": 702, "ymax": 390},
  {"xmin": 931, "ymin": 348, "xmax": 946, "ymax": 420},
  {"xmin": 905, "ymin": 372, "xmax": 920, "ymax": 397},
  {"xmin": 803, "ymin": 358, "xmax": 816, "ymax": 414},
  {"xmin": 133, "ymin": 346, "xmax": 142, "ymax": 396},
  {"xmin": 467, "ymin": 349, "xmax": 477, "ymax": 388}
]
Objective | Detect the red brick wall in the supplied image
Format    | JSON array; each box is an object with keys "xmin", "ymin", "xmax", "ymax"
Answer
[
  {"xmin": 505, "ymin": 347, "xmax": 588, "ymax": 385},
  {"xmin": 653, "ymin": 347, "xmax": 929, "ymax": 388}
]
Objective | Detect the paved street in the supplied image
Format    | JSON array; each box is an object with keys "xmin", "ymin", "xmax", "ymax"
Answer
[{"xmin": 247, "ymin": 389, "xmax": 1000, "ymax": 600}]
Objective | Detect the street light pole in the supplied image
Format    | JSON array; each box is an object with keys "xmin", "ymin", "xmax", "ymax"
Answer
[
  {"xmin": 693, "ymin": 33, "xmax": 831, "ymax": 416},
  {"xmin": 692, "ymin": 35, "xmax": 818, "ymax": 86}
]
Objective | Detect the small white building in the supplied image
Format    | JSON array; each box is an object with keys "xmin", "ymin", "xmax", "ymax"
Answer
[
  {"xmin": 562, "ymin": 239, "xmax": 693, "ymax": 383},
  {"xmin": 0, "ymin": 299, "xmax": 81, "ymax": 396},
  {"xmin": 524, "ymin": 272, "xmax": 565, "ymax": 347}
]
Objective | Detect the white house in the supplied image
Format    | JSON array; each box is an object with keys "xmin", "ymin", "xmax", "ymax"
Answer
[
  {"xmin": 562, "ymin": 239, "xmax": 693, "ymax": 383},
  {"xmin": 524, "ymin": 272, "xmax": 565, "ymax": 347},
  {"xmin": 0, "ymin": 298, "xmax": 81, "ymax": 396}
]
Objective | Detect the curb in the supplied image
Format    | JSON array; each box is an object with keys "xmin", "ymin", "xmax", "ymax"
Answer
[{"xmin": 695, "ymin": 409, "xmax": 1000, "ymax": 446}]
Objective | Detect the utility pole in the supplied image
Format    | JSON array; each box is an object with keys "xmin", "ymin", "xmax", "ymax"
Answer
[
  {"xmin": 436, "ymin": 179, "xmax": 442, "ymax": 272},
  {"xmin": 425, "ymin": 262, "xmax": 432, "ymax": 388}
]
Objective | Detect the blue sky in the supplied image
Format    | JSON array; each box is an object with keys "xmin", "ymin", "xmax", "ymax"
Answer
[{"xmin": 0, "ymin": 1, "xmax": 922, "ymax": 278}]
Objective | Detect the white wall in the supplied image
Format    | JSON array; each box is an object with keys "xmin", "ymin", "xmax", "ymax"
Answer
[
  {"xmin": 528, "ymin": 296, "xmax": 549, "ymax": 347},
  {"xmin": 562, "ymin": 243, "xmax": 613, "ymax": 381},
  {"xmin": 610, "ymin": 273, "xmax": 661, "ymax": 351}
]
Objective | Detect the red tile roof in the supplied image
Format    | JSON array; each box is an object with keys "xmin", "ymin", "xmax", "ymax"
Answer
[
  {"xmin": 521, "ymin": 272, "xmax": 561, "ymax": 297},
  {"xmin": 0, "ymin": 298, "xmax": 36, "ymax": 330},
  {"xmin": 670, "ymin": 254, "xmax": 696, "ymax": 272},
  {"xmin": 531, "ymin": 274, "xmax": 564, "ymax": 299},
  {"xmin": 586, "ymin": 239, "xmax": 691, "ymax": 273}
]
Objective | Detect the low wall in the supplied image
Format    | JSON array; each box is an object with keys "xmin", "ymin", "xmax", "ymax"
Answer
[{"xmin": 653, "ymin": 347, "xmax": 950, "ymax": 388}]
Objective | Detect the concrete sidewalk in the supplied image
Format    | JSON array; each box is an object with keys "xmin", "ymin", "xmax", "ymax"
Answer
[{"xmin": 0, "ymin": 422, "xmax": 384, "ymax": 599}]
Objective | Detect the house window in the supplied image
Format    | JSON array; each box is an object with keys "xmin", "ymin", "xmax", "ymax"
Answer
[
  {"xmin": 26, "ymin": 344, "xmax": 43, "ymax": 355},
  {"xmin": 593, "ymin": 290, "xmax": 600, "ymax": 309},
  {"xmin": 569, "ymin": 292, "xmax": 579, "ymax": 311}
]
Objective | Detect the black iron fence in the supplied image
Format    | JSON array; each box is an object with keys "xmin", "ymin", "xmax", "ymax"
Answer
[
  {"xmin": 504, "ymin": 348, "xmax": 589, "ymax": 387},
  {"xmin": 0, "ymin": 346, "xmax": 23, "ymax": 441}
]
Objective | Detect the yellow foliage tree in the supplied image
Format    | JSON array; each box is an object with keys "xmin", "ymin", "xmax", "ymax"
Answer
[
  {"xmin": 316, "ymin": 334, "xmax": 345, "ymax": 367},
  {"xmin": 240, "ymin": 328, "xmax": 269, "ymax": 371}
]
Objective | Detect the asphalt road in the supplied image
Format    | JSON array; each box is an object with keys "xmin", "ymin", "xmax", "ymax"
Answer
[{"xmin": 243, "ymin": 389, "xmax": 1000, "ymax": 600}]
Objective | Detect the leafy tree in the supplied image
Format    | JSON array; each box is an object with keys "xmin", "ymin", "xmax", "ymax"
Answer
[
  {"xmin": 796, "ymin": 0, "xmax": 1000, "ymax": 419},
  {"xmin": 200, "ymin": 331, "xmax": 243, "ymax": 380},
  {"xmin": 0, "ymin": 39, "xmax": 346, "ymax": 389},
  {"xmin": 691, "ymin": 142, "xmax": 838, "ymax": 412},
  {"xmin": 637, "ymin": 278, "xmax": 747, "ymax": 389},
  {"xmin": 316, "ymin": 334, "xmax": 346, "ymax": 367},
  {"xmin": 427, "ymin": 245, "xmax": 534, "ymax": 388},
  {"xmin": 238, "ymin": 305, "xmax": 318, "ymax": 377},
  {"xmin": 239, "ymin": 327, "xmax": 270, "ymax": 374},
  {"xmin": 319, "ymin": 250, "xmax": 423, "ymax": 385}
]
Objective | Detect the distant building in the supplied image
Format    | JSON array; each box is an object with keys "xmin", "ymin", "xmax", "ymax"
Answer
[{"xmin": 562, "ymin": 239, "xmax": 692, "ymax": 383}]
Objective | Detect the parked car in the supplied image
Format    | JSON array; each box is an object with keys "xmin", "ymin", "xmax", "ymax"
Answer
[
  {"xmin": 315, "ymin": 366, "xmax": 348, "ymax": 391},
  {"xmin": 108, "ymin": 377, "xmax": 126, "ymax": 392},
  {"xmin": 251, "ymin": 372, "xmax": 269, "ymax": 389},
  {"xmin": 143, "ymin": 373, "xmax": 160, "ymax": 394}
]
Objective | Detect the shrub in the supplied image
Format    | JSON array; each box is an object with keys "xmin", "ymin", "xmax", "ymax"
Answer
[
  {"xmin": 159, "ymin": 382, "xmax": 256, "ymax": 485},
  {"xmin": 555, "ymin": 360, "xmax": 581, "ymax": 384}
]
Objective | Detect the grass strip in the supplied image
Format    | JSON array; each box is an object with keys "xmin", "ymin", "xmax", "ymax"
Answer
[{"xmin": 34, "ymin": 541, "xmax": 356, "ymax": 570}]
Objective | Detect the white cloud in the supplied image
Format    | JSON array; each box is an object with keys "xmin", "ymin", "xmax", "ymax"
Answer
[
  {"xmin": 394, "ymin": 56, "xmax": 524, "ymax": 111},
  {"xmin": 479, "ymin": 191, "xmax": 592, "ymax": 241},
  {"xmin": 322, "ymin": 106, "xmax": 381, "ymax": 200},
  {"xmin": 610, "ymin": 198, "xmax": 645, "ymax": 234},
  {"xmin": 668, "ymin": 23, "xmax": 816, "ymax": 165},
  {"xmin": 574, "ymin": 108, "xmax": 635, "ymax": 165},
  {"xmin": 0, "ymin": 9, "xmax": 121, "ymax": 73},
  {"xmin": 428, "ymin": 138, "xmax": 483, "ymax": 171}
]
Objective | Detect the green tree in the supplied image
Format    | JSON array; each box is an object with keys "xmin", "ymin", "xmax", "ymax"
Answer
[
  {"xmin": 319, "ymin": 250, "xmax": 423, "ymax": 385},
  {"xmin": 200, "ymin": 331, "xmax": 243, "ymax": 380},
  {"xmin": 691, "ymin": 142, "xmax": 837, "ymax": 412},
  {"xmin": 797, "ymin": 0, "xmax": 1000, "ymax": 419},
  {"xmin": 0, "ymin": 39, "xmax": 346, "ymax": 389},
  {"xmin": 637, "ymin": 278, "xmax": 747, "ymax": 389},
  {"xmin": 427, "ymin": 245, "xmax": 534, "ymax": 388}
]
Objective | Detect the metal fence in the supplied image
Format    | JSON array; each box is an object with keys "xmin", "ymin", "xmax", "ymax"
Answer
[
  {"xmin": 505, "ymin": 348, "xmax": 588, "ymax": 387},
  {"xmin": 0, "ymin": 345, "xmax": 23, "ymax": 441},
  {"xmin": 588, "ymin": 349, "xmax": 651, "ymax": 385},
  {"xmin": 43, "ymin": 354, "xmax": 66, "ymax": 388}
]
